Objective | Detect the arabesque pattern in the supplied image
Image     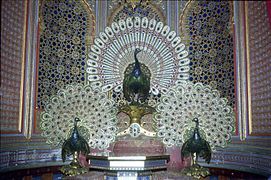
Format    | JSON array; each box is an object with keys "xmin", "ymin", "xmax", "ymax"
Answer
[
  {"xmin": 38, "ymin": 0, "xmax": 95, "ymax": 109},
  {"xmin": 180, "ymin": 1, "xmax": 235, "ymax": 107}
]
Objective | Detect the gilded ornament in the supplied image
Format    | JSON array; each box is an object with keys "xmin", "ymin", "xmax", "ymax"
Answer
[
  {"xmin": 71, "ymin": 66, "xmax": 80, "ymax": 75},
  {"xmin": 38, "ymin": 0, "xmax": 95, "ymax": 109},
  {"xmin": 58, "ymin": 33, "xmax": 66, "ymax": 42},
  {"xmin": 209, "ymin": 80, "xmax": 218, "ymax": 89},
  {"xmin": 60, "ymin": 151, "xmax": 88, "ymax": 176},
  {"xmin": 43, "ymin": 79, "xmax": 50, "ymax": 88},
  {"xmin": 43, "ymin": 61, "xmax": 51, "ymax": 69},
  {"xmin": 72, "ymin": 51, "xmax": 80, "ymax": 59},
  {"xmin": 43, "ymin": 46, "xmax": 51, "ymax": 55},
  {"xmin": 44, "ymin": 13, "xmax": 53, "ymax": 21},
  {"xmin": 65, "ymin": 59, "xmax": 72, "ymax": 65},
  {"xmin": 73, "ymin": 21, "xmax": 81, "ymax": 30},
  {"xmin": 208, "ymin": 2, "xmax": 215, "ymax": 10},
  {"xmin": 194, "ymin": 20, "xmax": 202, "ymax": 29},
  {"xmin": 56, "ymin": 80, "xmax": 64, "ymax": 88},
  {"xmin": 202, "ymin": 28, "xmax": 208, "ymax": 35},
  {"xmin": 108, "ymin": 0, "xmax": 165, "ymax": 27},
  {"xmin": 182, "ymin": 163, "xmax": 210, "ymax": 179},
  {"xmin": 72, "ymin": 36, "xmax": 81, "ymax": 45},
  {"xmin": 208, "ymin": 33, "xmax": 217, "ymax": 41},
  {"xmin": 73, "ymin": 6, "xmax": 81, "ymax": 14},
  {"xmin": 118, "ymin": 103, "xmax": 156, "ymax": 137},
  {"xmin": 195, "ymin": 66, "xmax": 202, "ymax": 75},
  {"xmin": 195, "ymin": 36, "xmax": 202, "ymax": 44},
  {"xmin": 66, "ymin": 28, "xmax": 72, "ymax": 35},
  {"xmin": 208, "ymin": 17, "xmax": 216, "ymax": 26},
  {"xmin": 41, "ymin": 94, "xmax": 49, "ymax": 102},
  {"xmin": 59, "ymin": 2, "xmax": 67, "ymax": 11},
  {"xmin": 209, "ymin": 49, "xmax": 217, "ymax": 58},
  {"xmin": 223, "ymin": 79, "xmax": 231, "ymax": 88},
  {"xmin": 43, "ymin": 29, "xmax": 51, "ymax": 36},
  {"xmin": 209, "ymin": 64, "xmax": 217, "ymax": 73},
  {"xmin": 57, "ymin": 49, "xmax": 65, "ymax": 58},
  {"xmin": 57, "ymin": 65, "xmax": 65, "ymax": 74},
  {"xmin": 193, "ymin": 5, "xmax": 202, "ymax": 14},
  {"xmin": 58, "ymin": 18, "xmax": 66, "ymax": 27}
]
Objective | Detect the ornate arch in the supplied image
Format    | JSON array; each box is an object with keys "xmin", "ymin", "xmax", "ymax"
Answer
[
  {"xmin": 107, "ymin": 0, "xmax": 166, "ymax": 25},
  {"xmin": 37, "ymin": 0, "xmax": 96, "ymax": 109},
  {"xmin": 179, "ymin": 0, "xmax": 235, "ymax": 107}
]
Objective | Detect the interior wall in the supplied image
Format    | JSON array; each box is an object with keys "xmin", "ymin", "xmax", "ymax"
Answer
[
  {"xmin": 203, "ymin": 1, "xmax": 271, "ymax": 176},
  {"xmin": 0, "ymin": 0, "xmax": 270, "ymax": 176}
]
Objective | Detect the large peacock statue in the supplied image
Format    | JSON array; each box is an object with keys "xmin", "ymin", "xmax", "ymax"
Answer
[
  {"xmin": 86, "ymin": 17, "xmax": 190, "ymax": 138},
  {"xmin": 87, "ymin": 17, "xmax": 190, "ymax": 97},
  {"xmin": 123, "ymin": 48, "xmax": 150, "ymax": 103}
]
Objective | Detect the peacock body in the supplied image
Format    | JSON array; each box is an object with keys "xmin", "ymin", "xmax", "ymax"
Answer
[
  {"xmin": 62, "ymin": 118, "xmax": 90, "ymax": 162},
  {"xmin": 87, "ymin": 17, "xmax": 190, "ymax": 97},
  {"xmin": 123, "ymin": 48, "xmax": 150, "ymax": 103},
  {"xmin": 181, "ymin": 118, "xmax": 211, "ymax": 164}
]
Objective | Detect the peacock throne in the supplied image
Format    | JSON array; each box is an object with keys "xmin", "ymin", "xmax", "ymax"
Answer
[{"xmin": 40, "ymin": 16, "xmax": 235, "ymax": 178}]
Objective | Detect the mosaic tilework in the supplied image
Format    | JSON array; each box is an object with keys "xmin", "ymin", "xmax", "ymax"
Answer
[
  {"xmin": 0, "ymin": 0, "xmax": 27, "ymax": 132},
  {"xmin": 38, "ymin": 0, "xmax": 95, "ymax": 109},
  {"xmin": 247, "ymin": 1, "xmax": 271, "ymax": 134},
  {"xmin": 180, "ymin": 1, "xmax": 235, "ymax": 107}
]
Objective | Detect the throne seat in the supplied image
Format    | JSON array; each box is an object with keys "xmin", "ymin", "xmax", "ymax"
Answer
[{"xmin": 112, "ymin": 137, "xmax": 166, "ymax": 156}]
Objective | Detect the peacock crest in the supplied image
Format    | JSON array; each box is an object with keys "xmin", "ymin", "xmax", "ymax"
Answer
[{"xmin": 87, "ymin": 17, "xmax": 190, "ymax": 97}]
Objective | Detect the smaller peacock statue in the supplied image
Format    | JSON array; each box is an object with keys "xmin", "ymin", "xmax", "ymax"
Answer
[
  {"xmin": 123, "ymin": 48, "xmax": 151, "ymax": 104},
  {"xmin": 181, "ymin": 118, "xmax": 211, "ymax": 178},
  {"xmin": 60, "ymin": 117, "xmax": 90, "ymax": 176}
]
